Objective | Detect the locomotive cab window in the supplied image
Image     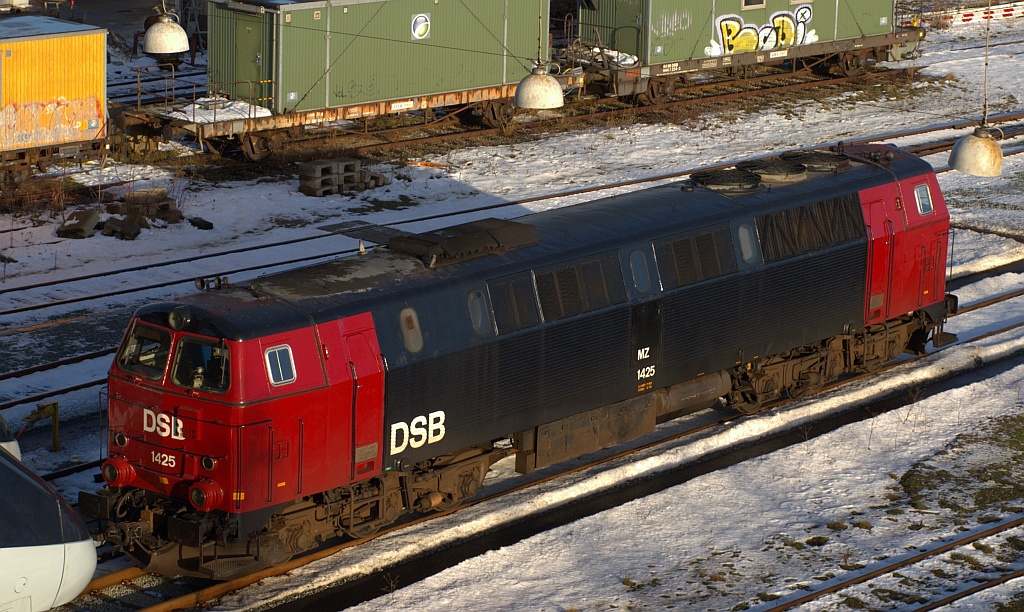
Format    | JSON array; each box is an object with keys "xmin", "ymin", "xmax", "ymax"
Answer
[
  {"xmin": 172, "ymin": 336, "xmax": 231, "ymax": 393},
  {"xmin": 265, "ymin": 345, "xmax": 296, "ymax": 386},
  {"xmin": 399, "ymin": 307, "xmax": 424, "ymax": 353},
  {"xmin": 914, "ymin": 184, "xmax": 934, "ymax": 215},
  {"xmin": 742, "ymin": 0, "xmax": 766, "ymax": 8},
  {"xmin": 117, "ymin": 322, "xmax": 171, "ymax": 381}
]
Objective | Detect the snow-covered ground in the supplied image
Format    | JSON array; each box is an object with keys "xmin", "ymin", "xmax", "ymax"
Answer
[{"xmin": 5, "ymin": 15, "xmax": 1024, "ymax": 612}]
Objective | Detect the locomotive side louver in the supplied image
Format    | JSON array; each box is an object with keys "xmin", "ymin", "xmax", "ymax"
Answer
[{"xmin": 388, "ymin": 218, "xmax": 539, "ymax": 267}]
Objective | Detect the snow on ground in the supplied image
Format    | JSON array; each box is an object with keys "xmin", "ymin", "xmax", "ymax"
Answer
[{"xmin": 4, "ymin": 14, "xmax": 1024, "ymax": 612}]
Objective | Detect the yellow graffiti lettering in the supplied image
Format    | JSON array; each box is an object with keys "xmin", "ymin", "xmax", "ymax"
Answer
[
  {"xmin": 712, "ymin": 5, "xmax": 813, "ymax": 56},
  {"xmin": 718, "ymin": 17, "xmax": 760, "ymax": 54},
  {"xmin": 772, "ymin": 14, "xmax": 797, "ymax": 48}
]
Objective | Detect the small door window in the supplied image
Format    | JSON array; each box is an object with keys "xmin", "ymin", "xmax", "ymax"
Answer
[
  {"xmin": 914, "ymin": 184, "xmax": 934, "ymax": 215},
  {"xmin": 737, "ymin": 223, "xmax": 759, "ymax": 264},
  {"xmin": 630, "ymin": 250, "xmax": 652, "ymax": 294},
  {"xmin": 399, "ymin": 307, "xmax": 424, "ymax": 353},
  {"xmin": 467, "ymin": 290, "xmax": 492, "ymax": 335},
  {"xmin": 265, "ymin": 345, "xmax": 296, "ymax": 386}
]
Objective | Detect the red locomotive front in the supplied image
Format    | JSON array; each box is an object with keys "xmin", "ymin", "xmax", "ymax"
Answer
[{"xmin": 82, "ymin": 302, "xmax": 390, "ymax": 578}]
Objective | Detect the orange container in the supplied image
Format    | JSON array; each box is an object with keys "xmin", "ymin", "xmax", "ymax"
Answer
[{"xmin": 0, "ymin": 15, "xmax": 106, "ymax": 153}]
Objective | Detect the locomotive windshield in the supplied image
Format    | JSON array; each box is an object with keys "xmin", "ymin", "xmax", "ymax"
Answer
[
  {"xmin": 117, "ymin": 322, "xmax": 231, "ymax": 393},
  {"xmin": 171, "ymin": 336, "xmax": 230, "ymax": 394},
  {"xmin": 117, "ymin": 322, "xmax": 171, "ymax": 381}
]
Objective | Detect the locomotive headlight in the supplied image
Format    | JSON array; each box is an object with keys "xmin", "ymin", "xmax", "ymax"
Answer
[
  {"xmin": 188, "ymin": 480, "xmax": 224, "ymax": 512},
  {"xmin": 101, "ymin": 458, "xmax": 136, "ymax": 487},
  {"xmin": 113, "ymin": 432, "xmax": 129, "ymax": 448},
  {"xmin": 200, "ymin": 456, "xmax": 216, "ymax": 471},
  {"xmin": 167, "ymin": 307, "xmax": 192, "ymax": 331}
]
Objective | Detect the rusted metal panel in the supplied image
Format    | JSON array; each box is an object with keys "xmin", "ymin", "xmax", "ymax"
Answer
[
  {"xmin": 0, "ymin": 16, "xmax": 107, "ymax": 152},
  {"xmin": 191, "ymin": 84, "xmax": 517, "ymax": 138}
]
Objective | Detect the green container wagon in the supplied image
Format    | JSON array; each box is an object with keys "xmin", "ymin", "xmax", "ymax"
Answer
[
  {"xmin": 574, "ymin": 0, "xmax": 922, "ymax": 101},
  {"xmin": 207, "ymin": 0, "xmax": 546, "ymax": 114}
]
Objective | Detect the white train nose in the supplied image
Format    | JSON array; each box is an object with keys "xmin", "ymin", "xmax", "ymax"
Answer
[{"xmin": 54, "ymin": 539, "xmax": 97, "ymax": 608}]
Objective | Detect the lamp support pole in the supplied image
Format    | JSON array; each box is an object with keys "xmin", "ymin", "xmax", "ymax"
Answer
[{"xmin": 983, "ymin": 0, "xmax": 991, "ymax": 125}]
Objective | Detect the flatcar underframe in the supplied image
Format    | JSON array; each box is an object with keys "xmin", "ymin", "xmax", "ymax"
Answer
[{"xmin": 84, "ymin": 303, "xmax": 953, "ymax": 579}]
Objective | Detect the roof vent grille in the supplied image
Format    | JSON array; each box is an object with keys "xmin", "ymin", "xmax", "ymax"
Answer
[
  {"xmin": 690, "ymin": 169, "xmax": 763, "ymax": 193},
  {"xmin": 735, "ymin": 159, "xmax": 808, "ymax": 184},
  {"xmin": 780, "ymin": 150, "xmax": 850, "ymax": 173},
  {"xmin": 388, "ymin": 218, "xmax": 538, "ymax": 267}
]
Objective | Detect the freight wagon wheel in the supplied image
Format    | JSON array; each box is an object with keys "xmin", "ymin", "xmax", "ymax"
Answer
[
  {"xmin": 239, "ymin": 132, "xmax": 273, "ymax": 161},
  {"xmin": 838, "ymin": 52, "xmax": 867, "ymax": 77},
  {"xmin": 481, "ymin": 100, "xmax": 515, "ymax": 129},
  {"xmin": 639, "ymin": 77, "xmax": 675, "ymax": 106}
]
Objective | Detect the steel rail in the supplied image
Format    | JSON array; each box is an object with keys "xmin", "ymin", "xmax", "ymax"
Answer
[{"xmin": 760, "ymin": 516, "xmax": 1024, "ymax": 611}]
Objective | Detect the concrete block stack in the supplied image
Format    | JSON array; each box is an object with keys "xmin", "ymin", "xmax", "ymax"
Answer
[
  {"xmin": 298, "ymin": 158, "xmax": 392, "ymax": 196},
  {"xmin": 125, "ymin": 187, "xmax": 183, "ymax": 224}
]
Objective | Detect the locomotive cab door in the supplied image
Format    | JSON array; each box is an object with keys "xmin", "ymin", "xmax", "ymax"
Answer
[
  {"xmin": 319, "ymin": 313, "xmax": 385, "ymax": 485},
  {"xmin": 343, "ymin": 330, "xmax": 384, "ymax": 482},
  {"xmin": 864, "ymin": 198, "xmax": 896, "ymax": 323},
  {"xmin": 621, "ymin": 245, "xmax": 663, "ymax": 396}
]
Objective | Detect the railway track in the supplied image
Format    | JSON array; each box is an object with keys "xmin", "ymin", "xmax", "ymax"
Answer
[
  {"xmin": 55, "ymin": 281, "xmax": 1024, "ymax": 611},
  {"xmin": 307, "ymin": 68, "xmax": 922, "ymax": 157},
  {"xmin": 761, "ymin": 516, "xmax": 1024, "ymax": 611}
]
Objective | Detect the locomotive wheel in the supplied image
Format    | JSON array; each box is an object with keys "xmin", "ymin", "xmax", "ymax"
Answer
[
  {"xmin": 435, "ymin": 466, "xmax": 483, "ymax": 511},
  {"xmin": 347, "ymin": 521, "xmax": 382, "ymax": 539},
  {"xmin": 481, "ymin": 100, "xmax": 515, "ymax": 129},
  {"xmin": 239, "ymin": 132, "xmax": 273, "ymax": 161},
  {"xmin": 732, "ymin": 390, "xmax": 763, "ymax": 415}
]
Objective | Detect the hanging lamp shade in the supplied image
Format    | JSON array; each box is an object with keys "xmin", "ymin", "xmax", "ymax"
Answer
[
  {"xmin": 950, "ymin": 127, "xmax": 1003, "ymax": 177},
  {"xmin": 144, "ymin": 12, "xmax": 190, "ymax": 56},
  {"xmin": 514, "ymin": 67, "xmax": 564, "ymax": 109}
]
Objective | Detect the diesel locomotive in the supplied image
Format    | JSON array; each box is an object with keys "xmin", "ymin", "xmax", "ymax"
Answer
[{"xmin": 80, "ymin": 144, "xmax": 957, "ymax": 579}]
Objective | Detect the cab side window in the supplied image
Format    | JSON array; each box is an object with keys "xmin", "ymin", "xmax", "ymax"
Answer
[
  {"xmin": 266, "ymin": 345, "xmax": 296, "ymax": 386},
  {"xmin": 914, "ymin": 184, "xmax": 934, "ymax": 215}
]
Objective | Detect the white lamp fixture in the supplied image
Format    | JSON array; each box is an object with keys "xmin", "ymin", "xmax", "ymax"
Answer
[
  {"xmin": 143, "ymin": 11, "xmax": 190, "ymax": 55},
  {"xmin": 949, "ymin": 127, "xmax": 1003, "ymax": 177},
  {"xmin": 514, "ymin": 66, "xmax": 564, "ymax": 109},
  {"xmin": 950, "ymin": 0, "xmax": 1003, "ymax": 177}
]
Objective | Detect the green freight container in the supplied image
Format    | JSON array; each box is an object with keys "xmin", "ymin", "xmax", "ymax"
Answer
[
  {"xmin": 206, "ymin": 0, "xmax": 548, "ymax": 114},
  {"xmin": 579, "ymin": 0, "xmax": 896, "ymax": 65}
]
